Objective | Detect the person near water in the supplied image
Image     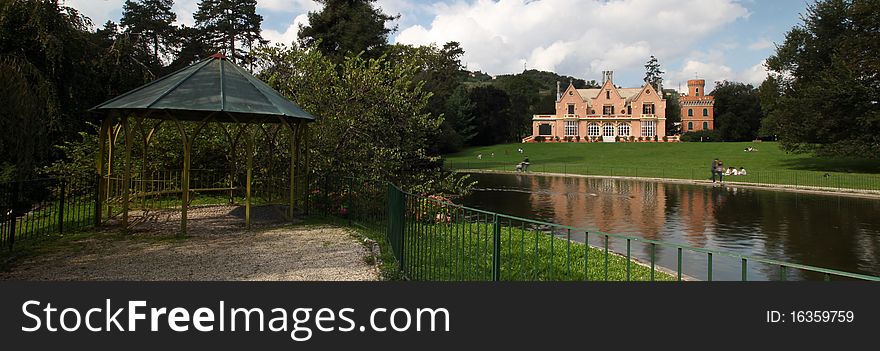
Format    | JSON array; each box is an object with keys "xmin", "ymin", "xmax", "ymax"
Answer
[
  {"xmin": 711, "ymin": 158, "xmax": 719, "ymax": 183},
  {"xmin": 522, "ymin": 156, "xmax": 530, "ymax": 172},
  {"xmin": 715, "ymin": 161, "xmax": 725, "ymax": 183}
]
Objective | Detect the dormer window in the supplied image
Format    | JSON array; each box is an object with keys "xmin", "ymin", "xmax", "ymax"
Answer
[
  {"xmin": 603, "ymin": 105, "xmax": 614, "ymax": 115},
  {"xmin": 567, "ymin": 104, "xmax": 575, "ymax": 115}
]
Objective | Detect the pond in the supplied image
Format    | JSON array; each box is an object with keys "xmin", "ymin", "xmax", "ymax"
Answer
[{"xmin": 458, "ymin": 172, "xmax": 880, "ymax": 281}]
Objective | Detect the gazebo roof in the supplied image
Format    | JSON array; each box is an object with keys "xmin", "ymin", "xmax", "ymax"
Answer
[{"xmin": 91, "ymin": 53, "xmax": 316, "ymax": 123}]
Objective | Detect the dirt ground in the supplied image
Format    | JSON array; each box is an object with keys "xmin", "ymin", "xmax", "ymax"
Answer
[{"xmin": 0, "ymin": 205, "xmax": 380, "ymax": 281}]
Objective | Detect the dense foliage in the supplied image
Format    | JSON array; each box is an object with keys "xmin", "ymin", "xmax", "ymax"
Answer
[
  {"xmin": 710, "ymin": 81, "xmax": 764, "ymax": 142},
  {"xmin": 764, "ymin": 0, "xmax": 880, "ymax": 157}
]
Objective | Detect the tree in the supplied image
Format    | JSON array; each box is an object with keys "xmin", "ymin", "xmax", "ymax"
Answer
[
  {"xmin": 643, "ymin": 55, "xmax": 664, "ymax": 91},
  {"xmin": 757, "ymin": 74, "xmax": 782, "ymax": 138},
  {"xmin": 120, "ymin": 0, "xmax": 178, "ymax": 64},
  {"xmin": 194, "ymin": 0, "xmax": 266, "ymax": 63},
  {"xmin": 710, "ymin": 81, "xmax": 763, "ymax": 141},
  {"xmin": 468, "ymin": 86, "xmax": 515, "ymax": 145},
  {"xmin": 497, "ymin": 75, "xmax": 540, "ymax": 140},
  {"xmin": 765, "ymin": 0, "xmax": 880, "ymax": 157},
  {"xmin": 298, "ymin": 0, "xmax": 398, "ymax": 64},
  {"xmin": 0, "ymin": 0, "xmax": 105, "ymax": 180},
  {"xmin": 663, "ymin": 89, "xmax": 682, "ymax": 135},
  {"xmin": 167, "ymin": 25, "xmax": 215, "ymax": 71},
  {"xmin": 254, "ymin": 45, "xmax": 468, "ymax": 193}
]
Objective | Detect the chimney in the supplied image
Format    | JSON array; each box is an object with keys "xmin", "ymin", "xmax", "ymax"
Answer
[{"xmin": 556, "ymin": 81, "xmax": 561, "ymax": 101}]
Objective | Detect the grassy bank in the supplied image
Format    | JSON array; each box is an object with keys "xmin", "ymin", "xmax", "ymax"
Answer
[
  {"xmin": 403, "ymin": 222, "xmax": 676, "ymax": 281},
  {"xmin": 443, "ymin": 142, "xmax": 880, "ymax": 190}
]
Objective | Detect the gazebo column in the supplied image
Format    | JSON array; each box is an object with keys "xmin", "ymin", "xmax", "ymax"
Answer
[
  {"xmin": 245, "ymin": 124, "xmax": 254, "ymax": 229},
  {"xmin": 303, "ymin": 123, "xmax": 310, "ymax": 215},
  {"xmin": 173, "ymin": 118, "xmax": 191, "ymax": 235},
  {"xmin": 95, "ymin": 116, "xmax": 113, "ymax": 226},
  {"xmin": 122, "ymin": 116, "xmax": 132, "ymax": 228},
  {"xmin": 279, "ymin": 118, "xmax": 298, "ymax": 219}
]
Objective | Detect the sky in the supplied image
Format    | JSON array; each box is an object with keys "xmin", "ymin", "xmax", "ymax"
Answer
[{"xmin": 61, "ymin": 0, "xmax": 810, "ymax": 92}]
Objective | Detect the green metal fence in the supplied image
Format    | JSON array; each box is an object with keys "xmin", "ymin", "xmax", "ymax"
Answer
[
  {"xmin": 318, "ymin": 177, "xmax": 880, "ymax": 282},
  {"xmin": 444, "ymin": 161, "xmax": 880, "ymax": 194}
]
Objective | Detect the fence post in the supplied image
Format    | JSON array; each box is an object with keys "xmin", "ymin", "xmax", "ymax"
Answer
[
  {"xmin": 58, "ymin": 179, "xmax": 65, "ymax": 234},
  {"xmin": 94, "ymin": 173, "xmax": 102, "ymax": 227},
  {"xmin": 492, "ymin": 214, "xmax": 501, "ymax": 281},
  {"xmin": 8, "ymin": 181, "xmax": 19, "ymax": 251}
]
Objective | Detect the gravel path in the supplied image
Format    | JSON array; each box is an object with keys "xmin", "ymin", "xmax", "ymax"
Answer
[{"xmin": 0, "ymin": 206, "xmax": 380, "ymax": 281}]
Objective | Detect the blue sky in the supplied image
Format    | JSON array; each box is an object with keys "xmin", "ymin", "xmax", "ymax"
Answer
[{"xmin": 63, "ymin": 0, "xmax": 810, "ymax": 91}]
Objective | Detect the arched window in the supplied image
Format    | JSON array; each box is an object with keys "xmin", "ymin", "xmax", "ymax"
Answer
[
  {"xmin": 603, "ymin": 123, "xmax": 615, "ymax": 136},
  {"xmin": 703, "ymin": 108, "xmax": 708, "ymax": 116},
  {"xmin": 617, "ymin": 123, "xmax": 630, "ymax": 136},
  {"xmin": 688, "ymin": 122, "xmax": 693, "ymax": 131},
  {"xmin": 564, "ymin": 120, "xmax": 578, "ymax": 136},
  {"xmin": 641, "ymin": 120, "xmax": 656, "ymax": 137},
  {"xmin": 587, "ymin": 123, "xmax": 601, "ymax": 137},
  {"xmin": 688, "ymin": 109, "xmax": 693, "ymax": 116},
  {"xmin": 703, "ymin": 121, "xmax": 709, "ymax": 130}
]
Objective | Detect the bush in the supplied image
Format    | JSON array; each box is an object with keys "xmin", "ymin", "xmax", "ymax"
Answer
[
  {"xmin": 662, "ymin": 136, "xmax": 668, "ymax": 142},
  {"xmin": 629, "ymin": 136, "xmax": 635, "ymax": 142},
  {"xmin": 680, "ymin": 129, "xmax": 722, "ymax": 142},
  {"xmin": 534, "ymin": 136, "xmax": 545, "ymax": 142},
  {"xmin": 564, "ymin": 136, "xmax": 573, "ymax": 142},
  {"xmin": 575, "ymin": 135, "xmax": 581, "ymax": 142}
]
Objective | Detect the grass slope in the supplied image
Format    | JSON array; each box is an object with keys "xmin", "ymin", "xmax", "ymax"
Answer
[{"xmin": 444, "ymin": 142, "xmax": 880, "ymax": 190}]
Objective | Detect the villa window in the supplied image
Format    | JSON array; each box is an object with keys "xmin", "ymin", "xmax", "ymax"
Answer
[
  {"xmin": 703, "ymin": 108, "xmax": 708, "ymax": 116},
  {"xmin": 703, "ymin": 121, "xmax": 709, "ymax": 129},
  {"xmin": 567, "ymin": 104, "xmax": 575, "ymax": 115},
  {"xmin": 539, "ymin": 124, "xmax": 552, "ymax": 135},
  {"xmin": 603, "ymin": 123, "xmax": 615, "ymax": 137},
  {"xmin": 642, "ymin": 103, "xmax": 655, "ymax": 115},
  {"xmin": 564, "ymin": 120, "xmax": 578, "ymax": 136},
  {"xmin": 641, "ymin": 120, "xmax": 656, "ymax": 137},
  {"xmin": 696, "ymin": 88, "xmax": 699, "ymax": 96},
  {"xmin": 606, "ymin": 91, "xmax": 610, "ymax": 99},
  {"xmin": 627, "ymin": 105, "xmax": 632, "ymax": 115},
  {"xmin": 617, "ymin": 123, "xmax": 630, "ymax": 136},
  {"xmin": 688, "ymin": 109, "xmax": 693, "ymax": 116},
  {"xmin": 587, "ymin": 123, "xmax": 600, "ymax": 137},
  {"xmin": 603, "ymin": 105, "xmax": 614, "ymax": 115},
  {"xmin": 688, "ymin": 122, "xmax": 694, "ymax": 131}
]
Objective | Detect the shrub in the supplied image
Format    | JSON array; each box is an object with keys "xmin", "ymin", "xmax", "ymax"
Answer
[
  {"xmin": 534, "ymin": 136, "xmax": 545, "ymax": 142},
  {"xmin": 662, "ymin": 136, "xmax": 668, "ymax": 142},
  {"xmin": 629, "ymin": 136, "xmax": 635, "ymax": 142},
  {"xmin": 680, "ymin": 130, "xmax": 722, "ymax": 142},
  {"xmin": 564, "ymin": 136, "xmax": 573, "ymax": 142},
  {"xmin": 575, "ymin": 135, "xmax": 581, "ymax": 142}
]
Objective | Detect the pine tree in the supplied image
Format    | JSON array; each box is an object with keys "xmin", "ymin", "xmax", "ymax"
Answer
[
  {"xmin": 120, "ymin": 0, "xmax": 178, "ymax": 64},
  {"xmin": 643, "ymin": 55, "xmax": 664, "ymax": 91},
  {"xmin": 298, "ymin": 0, "xmax": 398, "ymax": 64},
  {"xmin": 194, "ymin": 0, "xmax": 266, "ymax": 63}
]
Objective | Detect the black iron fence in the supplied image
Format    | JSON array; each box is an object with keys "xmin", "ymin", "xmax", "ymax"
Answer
[{"xmin": 1, "ymin": 176, "xmax": 98, "ymax": 250}]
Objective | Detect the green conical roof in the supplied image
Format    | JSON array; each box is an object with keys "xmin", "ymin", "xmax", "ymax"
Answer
[{"xmin": 91, "ymin": 53, "xmax": 316, "ymax": 123}]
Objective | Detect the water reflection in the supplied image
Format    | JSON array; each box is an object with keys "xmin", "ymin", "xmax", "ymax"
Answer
[{"xmin": 460, "ymin": 173, "xmax": 880, "ymax": 281}]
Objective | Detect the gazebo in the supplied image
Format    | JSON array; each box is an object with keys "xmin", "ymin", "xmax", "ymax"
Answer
[{"xmin": 91, "ymin": 53, "xmax": 316, "ymax": 234}]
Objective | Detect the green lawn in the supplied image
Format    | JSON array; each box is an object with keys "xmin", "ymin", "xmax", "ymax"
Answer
[{"xmin": 443, "ymin": 142, "xmax": 880, "ymax": 190}]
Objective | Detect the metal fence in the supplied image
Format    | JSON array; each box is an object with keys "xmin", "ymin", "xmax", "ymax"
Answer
[
  {"xmin": 444, "ymin": 161, "xmax": 880, "ymax": 194},
  {"xmin": 314, "ymin": 177, "xmax": 880, "ymax": 281},
  {"xmin": 1, "ymin": 176, "xmax": 98, "ymax": 250}
]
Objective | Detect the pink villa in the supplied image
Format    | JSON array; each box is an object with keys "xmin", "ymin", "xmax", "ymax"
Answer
[{"xmin": 524, "ymin": 71, "xmax": 678, "ymax": 142}]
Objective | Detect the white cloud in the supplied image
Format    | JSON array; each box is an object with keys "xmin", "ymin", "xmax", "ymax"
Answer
[
  {"xmin": 747, "ymin": 38, "xmax": 772, "ymax": 50},
  {"xmin": 396, "ymin": 0, "xmax": 749, "ymax": 83},
  {"xmin": 258, "ymin": 0, "xmax": 321, "ymax": 13},
  {"xmin": 61, "ymin": 0, "xmax": 124, "ymax": 28},
  {"xmin": 263, "ymin": 14, "xmax": 310, "ymax": 46},
  {"xmin": 668, "ymin": 56, "xmax": 769, "ymax": 93}
]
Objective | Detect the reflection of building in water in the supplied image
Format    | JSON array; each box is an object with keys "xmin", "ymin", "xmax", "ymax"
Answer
[
  {"xmin": 526, "ymin": 176, "xmax": 667, "ymax": 240},
  {"xmin": 675, "ymin": 185, "xmax": 717, "ymax": 247}
]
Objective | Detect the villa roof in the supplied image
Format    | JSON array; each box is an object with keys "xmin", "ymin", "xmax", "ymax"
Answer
[{"xmin": 576, "ymin": 87, "xmax": 647, "ymax": 106}]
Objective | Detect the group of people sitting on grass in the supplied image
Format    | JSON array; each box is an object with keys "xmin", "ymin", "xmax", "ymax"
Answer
[
  {"xmin": 712, "ymin": 158, "xmax": 748, "ymax": 183},
  {"xmin": 724, "ymin": 166, "xmax": 748, "ymax": 176}
]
